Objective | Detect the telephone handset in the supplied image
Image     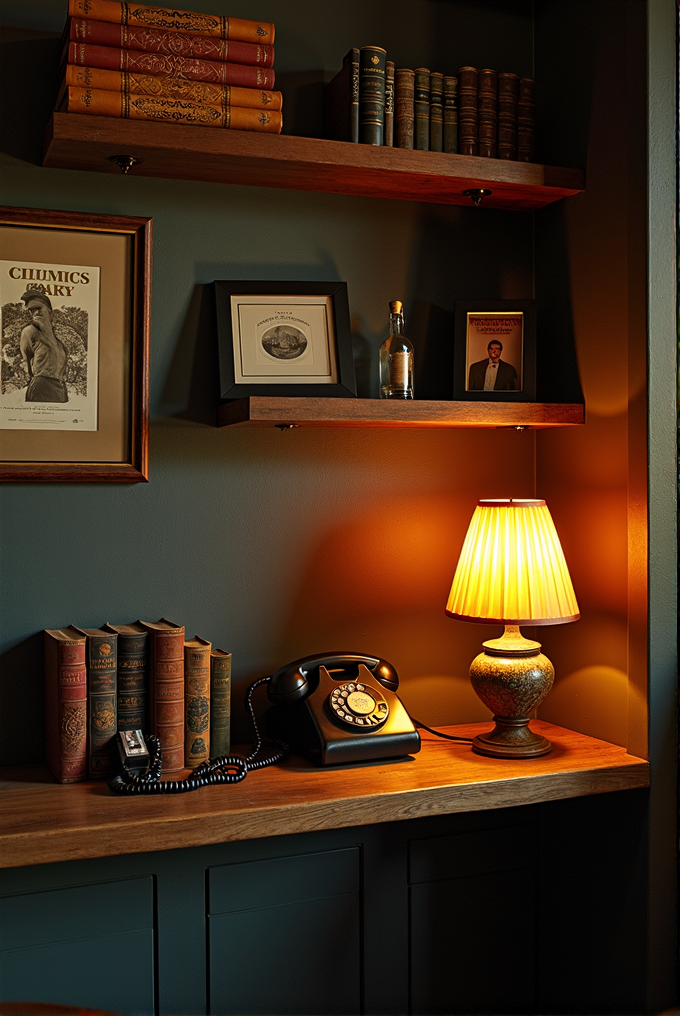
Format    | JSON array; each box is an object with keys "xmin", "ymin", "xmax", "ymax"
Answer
[{"xmin": 267, "ymin": 652, "xmax": 421, "ymax": 765}]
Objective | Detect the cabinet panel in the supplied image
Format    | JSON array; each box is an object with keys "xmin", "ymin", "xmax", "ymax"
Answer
[
  {"xmin": 0, "ymin": 877, "xmax": 155, "ymax": 1014},
  {"xmin": 208, "ymin": 848, "xmax": 361, "ymax": 1015},
  {"xmin": 410, "ymin": 868, "xmax": 537, "ymax": 1014}
]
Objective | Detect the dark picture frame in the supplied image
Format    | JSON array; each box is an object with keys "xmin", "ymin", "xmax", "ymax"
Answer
[
  {"xmin": 0, "ymin": 206, "xmax": 151, "ymax": 482},
  {"xmin": 215, "ymin": 280, "xmax": 357, "ymax": 399},
  {"xmin": 454, "ymin": 300, "xmax": 536, "ymax": 402}
]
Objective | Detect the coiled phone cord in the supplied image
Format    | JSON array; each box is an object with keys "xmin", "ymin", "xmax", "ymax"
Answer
[{"xmin": 108, "ymin": 675, "xmax": 288, "ymax": 795}]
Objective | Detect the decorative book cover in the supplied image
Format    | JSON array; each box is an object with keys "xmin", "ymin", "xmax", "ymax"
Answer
[
  {"xmin": 478, "ymin": 68, "xmax": 498, "ymax": 158},
  {"xmin": 517, "ymin": 77, "xmax": 535, "ymax": 162},
  {"xmin": 184, "ymin": 635, "xmax": 211, "ymax": 769},
  {"xmin": 103, "ymin": 621, "xmax": 148, "ymax": 732},
  {"xmin": 394, "ymin": 67, "xmax": 414, "ymax": 149},
  {"xmin": 457, "ymin": 65, "xmax": 478, "ymax": 156},
  {"xmin": 359, "ymin": 45, "xmax": 386, "ymax": 146},
  {"xmin": 429, "ymin": 70, "xmax": 443, "ymax": 152},
  {"xmin": 61, "ymin": 86, "xmax": 283, "ymax": 132},
  {"xmin": 44, "ymin": 627, "xmax": 88, "ymax": 784},
  {"xmin": 66, "ymin": 19, "xmax": 275, "ymax": 68},
  {"xmin": 414, "ymin": 67, "xmax": 430, "ymax": 151},
  {"xmin": 65, "ymin": 42, "xmax": 276, "ymax": 88},
  {"xmin": 323, "ymin": 48, "xmax": 359, "ymax": 143},
  {"xmin": 384, "ymin": 60, "xmax": 395, "ymax": 147},
  {"xmin": 210, "ymin": 648, "xmax": 232, "ymax": 758},
  {"xmin": 62, "ymin": 64, "xmax": 282, "ymax": 109},
  {"xmin": 67, "ymin": 0, "xmax": 275, "ymax": 46},
  {"xmin": 140, "ymin": 618, "xmax": 185, "ymax": 773},
  {"xmin": 74, "ymin": 626, "xmax": 118, "ymax": 779},
  {"xmin": 443, "ymin": 75, "xmax": 458, "ymax": 154},
  {"xmin": 498, "ymin": 72, "xmax": 518, "ymax": 160}
]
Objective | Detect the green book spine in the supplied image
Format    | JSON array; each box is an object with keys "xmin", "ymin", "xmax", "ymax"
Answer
[
  {"xmin": 77, "ymin": 627, "xmax": 118, "ymax": 779},
  {"xmin": 429, "ymin": 70, "xmax": 443, "ymax": 152},
  {"xmin": 394, "ymin": 67, "xmax": 414, "ymax": 149},
  {"xmin": 210, "ymin": 649, "xmax": 232, "ymax": 758},
  {"xmin": 414, "ymin": 67, "xmax": 430, "ymax": 151},
  {"xmin": 104, "ymin": 622, "xmax": 148, "ymax": 733},
  {"xmin": 443, "ymin": 75, "xmax": 458, "ymax": 153},
  {"xmin": 359, "ymin": 45, "xmax": 386, "ymax": 145}
]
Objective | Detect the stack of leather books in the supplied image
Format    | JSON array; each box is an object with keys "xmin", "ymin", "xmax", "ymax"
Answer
[{"xmin": 56, "ymin": 0, "xmax": 283, "ymax": 134}]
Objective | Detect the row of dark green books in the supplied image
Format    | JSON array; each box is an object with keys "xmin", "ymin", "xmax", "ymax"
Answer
[
  {"xmin": 44, "ymin": 620, "xmax": 231, "ymax": 784},
  {"xmin": 323, "ymin": 47, "xmax": 535, "ymax": 162}
]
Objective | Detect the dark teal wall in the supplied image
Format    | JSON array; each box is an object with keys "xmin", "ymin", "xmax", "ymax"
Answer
[{"xmin": 0, "ymin": 1, "xmax": 539, "ymax": 765}]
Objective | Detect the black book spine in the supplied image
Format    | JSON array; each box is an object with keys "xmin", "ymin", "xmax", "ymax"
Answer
[
  {"xmin": 458, "ymin": 65, "xmax": 478, "ymax": 155},
  {"xmin": 384, "ymin": 60, "xmax": 395, "ymax": 146},
  {"xmin": 429, "ymin": 70, "xmax": 443, "ymax": 152},
  {"xmin": 443, "ymin": 75, "xmax": 458, "ymax": 153},
  {"xmin": 116, "ymin": 632, "xmax": 148, "ymax": 732},
  {"xmin": 414, "ymin": 67, "xmax": 430, "ymax": 151},
  {"xmin": 359, "ymin": 45, "xmax": 387, "ymax": 145}
]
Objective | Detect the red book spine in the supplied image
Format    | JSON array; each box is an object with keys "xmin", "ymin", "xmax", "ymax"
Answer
[
  {"xmin": 68, "ymin": 19, "xmax": 275, "ymax": 68},
  {"xmin": 143, "ymin": 620, "xmax": 185, "ymax": 774},
  {"xmin": 66, "ymin": 42, "xmax": 275, "ymax": 88},
  {"xmin": 44, "ymin": 629, "xmax": 88, "ymax": 783}
]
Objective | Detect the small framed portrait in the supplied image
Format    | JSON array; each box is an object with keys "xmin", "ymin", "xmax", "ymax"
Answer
[
  {"xmin": 454, "ymin": 300, "xmax": 536, "ymax": 402},
  {"xmin": 215, "ymin": 281, "xmax": 357, "ymax": 399}
]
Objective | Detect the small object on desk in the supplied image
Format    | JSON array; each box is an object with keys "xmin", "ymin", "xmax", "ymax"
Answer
[{"xmin": 380, "ymin": 300, "xmax": 414, "ymax": 399}]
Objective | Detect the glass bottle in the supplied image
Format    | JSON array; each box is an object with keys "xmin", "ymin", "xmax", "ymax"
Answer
[{"xmin": 379, "ymin": 300, "xmax": 414, "ymax": 399}]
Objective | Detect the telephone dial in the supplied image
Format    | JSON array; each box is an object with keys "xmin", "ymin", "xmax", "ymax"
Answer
[{"xmin": 266, "ymin": 652, "xmax": 421, "ymax": 765}]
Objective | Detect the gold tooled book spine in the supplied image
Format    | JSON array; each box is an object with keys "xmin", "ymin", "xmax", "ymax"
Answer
[{"xmin": 184, "ymin": 637, "xmax": 211, "ymax": 769}]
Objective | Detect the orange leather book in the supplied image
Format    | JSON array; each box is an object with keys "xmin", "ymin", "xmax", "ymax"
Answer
[
  {"xmin": 65, "ymin": 42, "xmax": 275, "ymax": 88},
  {"xmin": 67, "ymin": 19, "xmax": 275, "ymax": 68},
  {"xmin": 184, "ymin": 635, "xmax": 211, "ymax": 769},
  {"xmin": 63, "ymin": 64, "xmax": 282, "ymax": 110},
  {"xmin": 62, "ymin": 85, "xmax": 283, "ymax": 132},
  {"xmin": 68, "ymin": 0, "xmax": 275, "ymax": 46},
  {"xmin": 140, "ymin": 619, "xmax": 185, "ymax": 774},
  {"xmin": 44, "ymin": 627, "xmax": 88, "ymax": 783}
]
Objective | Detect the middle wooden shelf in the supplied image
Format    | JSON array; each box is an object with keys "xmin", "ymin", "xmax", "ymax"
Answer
[{"xmin": 216, "ymin": 397, "xmax": 585, "ymax": 429}]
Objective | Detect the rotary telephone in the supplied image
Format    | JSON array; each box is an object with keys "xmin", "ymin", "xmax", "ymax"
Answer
[{"xmin": 266, "ymin": 652, "xmax": 421, "ymax": 765}]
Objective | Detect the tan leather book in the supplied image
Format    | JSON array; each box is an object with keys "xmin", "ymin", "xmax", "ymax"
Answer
[
  {"xmin": 184, "ymin": 636, "xmax": 211, "ymax": 769},
  {"xmin": 44, "ymin": 627, "xmax": 88, "ymax": 783}
]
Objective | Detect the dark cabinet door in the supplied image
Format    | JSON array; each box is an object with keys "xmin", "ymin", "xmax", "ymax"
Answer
[
  {"xmin": 0, "ymin": 877, "xmax": 155, "ymax": 1015},
  {"xmin": 208, "ymin": 847, "xmax": 361, "ymax": 1015}
]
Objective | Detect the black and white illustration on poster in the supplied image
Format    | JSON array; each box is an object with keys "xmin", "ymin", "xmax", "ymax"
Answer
[{"xmin": 1, "ymin": 259, "xmax": 100, "ymax": 431}]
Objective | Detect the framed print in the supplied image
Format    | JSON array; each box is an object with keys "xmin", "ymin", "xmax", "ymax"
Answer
[
  {"xmin": 215, "ymin": 281, "xmax": 357, "ymax": 399},
  {"xmin": 0, "ymin": 206, "xmax": 151, "ymax": 482},
  {"xmin": 454, "ymin": 300, "xmax": 536, "ymax": 402}
]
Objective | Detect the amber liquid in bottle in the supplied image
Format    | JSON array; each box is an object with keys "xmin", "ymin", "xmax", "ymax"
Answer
[{"xmin": 379, "ymin": 300, "xmax": 414, "ymax": 399}]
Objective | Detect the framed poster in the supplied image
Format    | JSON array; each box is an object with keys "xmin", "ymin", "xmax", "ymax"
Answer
[
  {"xmin": 215, "ymin": 281, "xmax": 357, "ymax": 399},
  {"xmin": 454, "ymin": 300, "xmax": 536, "ymax": 402},
  {"xmin": 0, "ymin": 206, "xmax": 151, "ymax": 481}
]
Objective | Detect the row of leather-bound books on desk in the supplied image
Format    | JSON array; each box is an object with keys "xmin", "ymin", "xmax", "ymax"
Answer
[
  {"xmin": 324, "ymin": 45, "xmax": 535, "ymax": 162},
  {"xmin": 57, "ymin": 0, "xmax": 283, "ymax": 133},
  {"xmin": 44, "ymin": 621, "xmax": 232, "ymax": 783}
]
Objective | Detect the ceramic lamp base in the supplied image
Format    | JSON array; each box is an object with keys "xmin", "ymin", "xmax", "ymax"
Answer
[{"xmin": 469, "ymin": 625, "xmax": 555, "ymax": 760}]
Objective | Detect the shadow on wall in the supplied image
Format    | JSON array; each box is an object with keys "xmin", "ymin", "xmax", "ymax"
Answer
[
  {"xmin": 0, "ymin": 27, "xmax": 61, "ymax": 165},
  {"xmin": 0, "ymin": 633, "xmax": 44, "ymax": 766}
]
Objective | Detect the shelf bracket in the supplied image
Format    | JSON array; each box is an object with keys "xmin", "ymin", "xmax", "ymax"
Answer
[
  {"xmin": 107, "ymin": 155, "xmax": 144, "ymax": 175},
  {"xmin": 463, "ymin": 188, "xmax": 493, "ymax": 206}
]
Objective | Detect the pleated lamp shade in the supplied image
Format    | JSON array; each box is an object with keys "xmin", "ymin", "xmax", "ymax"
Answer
[{"xmin": 446, "ymin": 499, "xmax": 580, "ymax": 626}]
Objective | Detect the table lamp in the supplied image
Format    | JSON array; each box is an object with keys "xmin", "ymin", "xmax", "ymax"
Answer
[{"xmin": 446, "ymin": 499, "xmax": 579, "ymax": 758}]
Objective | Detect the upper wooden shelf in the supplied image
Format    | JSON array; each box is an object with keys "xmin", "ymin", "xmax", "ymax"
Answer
[
  {"xmin": 0, "ymin": 722, "xmax": 647, "ymax": 869},
  {"xmin": 217, "ymin": 396, "xmax": 585, "ymax": 429},
  {"xmin": 42, "ymin": 114, "xmax": 584, "ymax": 210}
]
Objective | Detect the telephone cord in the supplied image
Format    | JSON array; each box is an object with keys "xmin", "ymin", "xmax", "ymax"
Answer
[
  {"xmin": 411, "ymin": 717, "xmax": 473, "ymax": 743},
  {"xmin": 109, "ymin": 675, "xmax": 289, "ymax": 795}
]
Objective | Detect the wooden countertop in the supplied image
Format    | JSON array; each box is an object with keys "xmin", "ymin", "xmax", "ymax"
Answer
[{"xmin": 0, "ymin": 722, "xmax": 648, "ymax": 870}]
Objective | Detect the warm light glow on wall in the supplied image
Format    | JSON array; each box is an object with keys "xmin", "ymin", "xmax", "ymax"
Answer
[{"xmin": 446, "ymin": 499, "xmax": 580, "ymax": 625}]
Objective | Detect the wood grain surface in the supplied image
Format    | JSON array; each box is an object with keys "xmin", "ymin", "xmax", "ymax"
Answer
[
  {"xmin": 0, "ymin": 722, "xmax": 648, "ymax": 869},
  {"xmin": 43, "ymin": 114, "xmax": 584, "ymax": 210},
  {"xmin": 217, "ymin": 397, "xmax": 586, "ymax": 428}
]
